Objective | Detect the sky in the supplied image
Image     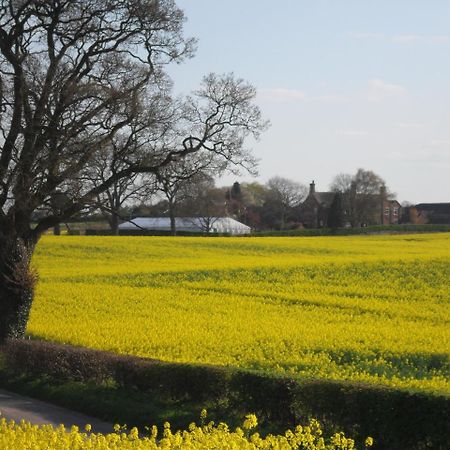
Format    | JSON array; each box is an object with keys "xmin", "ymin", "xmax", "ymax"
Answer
[{"xmin": 168, "ymin": 0, "xmax": 450, "ymax": 203}]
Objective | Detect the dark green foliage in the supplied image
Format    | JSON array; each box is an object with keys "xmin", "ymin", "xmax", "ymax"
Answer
[
  {"xmin": 84, "ymin": 223, "xmax": 450, "ymax": 237},
  {"xmin": 327, "ymin": 193, "xmax": 345, "ymax": 229},
  {"xmin": 254, "ymin": 224, "xmax": 450, "ymax": 237},
  {"xmin": 3, "ymin": 339, "xmax": 118, "ymax": 383},
  {"xmin": 231, "ymin": 182, "xmax": 242, "ymax": 200},
  {"xmin": 2, "ymin": 340, "xmax": 449, "ymax": 449},
  {"xmin": 114, "ymin": 360, "xmax": 232, "ymax": 402}
]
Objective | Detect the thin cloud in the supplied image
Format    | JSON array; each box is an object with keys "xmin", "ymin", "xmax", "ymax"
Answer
[
  {"xmin": 368, "ymin": 79, "xmax": 405, "ymax": 93},
  {"xmin": 367, "ymin": 78, "xmax": 406, "ymax": 102},
  {"xmin": 258, "ymin": 88, "xmax": 306, "ymax": 102}
]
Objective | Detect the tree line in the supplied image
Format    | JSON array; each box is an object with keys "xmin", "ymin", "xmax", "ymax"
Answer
[{"xmin": 82, "ymin": 167, "xmax": 393, "ymax": 234}]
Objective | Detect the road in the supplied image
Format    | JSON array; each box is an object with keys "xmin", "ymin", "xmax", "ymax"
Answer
[{"xmin": 0, "ymin": 388, "xmax": 113, "ymax": 434}]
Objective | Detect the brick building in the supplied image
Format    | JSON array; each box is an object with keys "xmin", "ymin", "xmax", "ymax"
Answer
[{"xmin": 408, "ymin": 203, "xmax": 450, "ymax": 224}]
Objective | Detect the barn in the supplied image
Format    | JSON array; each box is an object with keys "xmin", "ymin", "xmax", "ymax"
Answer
[{"xmin": 118, "ymin": 217, "xmax": 251, "ymax": 235}]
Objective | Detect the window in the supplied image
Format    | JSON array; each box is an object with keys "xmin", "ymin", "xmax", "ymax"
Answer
[
  {"xmin": 393, "ymin": 208, "xmax": 398, "ymax": 216},
  {"xmin": 385, "ymin": 208, "xmax": 390, "ymax": 215}
]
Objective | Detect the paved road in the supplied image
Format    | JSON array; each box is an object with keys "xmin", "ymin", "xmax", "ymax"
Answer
[{"xmin": 0, "ymin": 389, "xmax": 113, "ymax": 434}]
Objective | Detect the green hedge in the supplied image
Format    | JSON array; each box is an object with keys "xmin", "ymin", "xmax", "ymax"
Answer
[
  {"xmin": 2, "ymin": 340, "xmax": 449, "ymax": 449},
  {"xmin": 85, "ymin": 229, "xmax": 229, "ymax": 237},
  {"xmin": 253, "ymin": 224, "xmax": 450, "ymax": 237}
]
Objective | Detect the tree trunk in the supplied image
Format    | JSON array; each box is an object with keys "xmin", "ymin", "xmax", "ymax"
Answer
[
  {"xmin": 110, "ymin": 213, "xmax": 119, "ymax": 236},
  {"xmin": 280, "ymin": 209, "xmax": 286, "ymax": 230},
  {"xmin": 0, "ymin": 236, "xmax": 37, "ymax": 343},
  {"xmin": 168, "ymin": 200, "xmax": 176, "ymax": 236}
]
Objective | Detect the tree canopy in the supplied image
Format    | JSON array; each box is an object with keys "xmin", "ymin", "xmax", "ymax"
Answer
[{"xmin": 0, "ymin": 0, "xmax": 268, "ymax": 341}]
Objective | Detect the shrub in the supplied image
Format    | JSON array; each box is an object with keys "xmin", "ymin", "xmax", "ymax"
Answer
[{"xmin": 3, "ymin": 339, "xmax": 116, "ymax": 384}]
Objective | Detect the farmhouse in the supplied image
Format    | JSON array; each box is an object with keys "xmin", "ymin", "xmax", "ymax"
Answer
[
  {"xmin": 301, "ymin": 181, "xmax": 401, "ymax": 228},
  {"xmin": 300, "ymin": 182, "xmax": 336, "ymax": 228},
  {"xmin": 118, "ymin": 217, "xmax": 251, "ymax": 235}
]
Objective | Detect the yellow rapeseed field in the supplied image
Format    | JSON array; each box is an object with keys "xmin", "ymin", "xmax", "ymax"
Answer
[{"xmin": 28, "ymin": 233, "xmax": 450, "ymax": 395}]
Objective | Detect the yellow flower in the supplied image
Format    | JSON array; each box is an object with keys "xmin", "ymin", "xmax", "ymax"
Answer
[{"xmin": 243, "ymin": 414, "xmax": 258, "ymax": 430}]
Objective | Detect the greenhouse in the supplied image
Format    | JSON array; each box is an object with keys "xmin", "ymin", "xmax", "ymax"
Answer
[{"xmin": 118, "ymin": 217, "xmax": 251, "ymax": 235}]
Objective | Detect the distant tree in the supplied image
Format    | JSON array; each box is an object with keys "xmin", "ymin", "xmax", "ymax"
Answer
[
  {"xmin": 155, "ymin": 155, "xmax": 217, "ymax": 235},
  {"xmin": 399, "ymin": 201, "xmax": 414, "ymax": 224},
  {"xmin": 330, "ymin": 169, "xmax": 388, "ymax": 227},
  {"xmin": 180, "ymin": 180, "xmax": 226, "ymax": 233},
  {"xmin": 241, "ymin": 182, "xmax": 267, "ymax": 208},
  {"xmin": 327, "ymin": 192, "xmax": 345, "ymax": 229},
  {"xmin": 264, "ymin": 177, "xmax": 307, "ymax": 229},
  {"xmin": 225, "ymin": 181, "xmax": 244, "ymax": 218},
  {"xmin": 89, "ymin": 149, "xmax": 155, "ymax": 235},
  {"xmin": 352, "ymin": 169, "xmax": 386, "ymax": 196},
  {"xmin": 352, "ymin": 169, "xmax": 387, "ymax": 226},
  {"xmin": 231, "ymin": 182, "xmax": 242, "ymax": 200},
  {"xmin": 329, "ymin": 173, "xmax": 353, "ymax": 193}
]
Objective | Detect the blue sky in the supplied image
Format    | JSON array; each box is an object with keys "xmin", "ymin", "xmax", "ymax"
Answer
[{"xmin": 168, "ymin": 1, "xmax": 450, "ymax": 203}]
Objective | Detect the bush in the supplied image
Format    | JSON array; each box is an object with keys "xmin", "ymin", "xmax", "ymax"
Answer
[
  {"xmin": 3, "ymin": 339, "xmax": 116, "ymax": 383},
  {"xmin": 114, "ymin": 359, "xmax": 232, "ymax": 402}
]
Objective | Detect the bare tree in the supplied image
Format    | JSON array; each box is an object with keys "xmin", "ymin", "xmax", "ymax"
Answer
[
  {"xmin": 352, "ymin": 169, "xmax": 388, "ymax": 226},
  {"xmin": 329, "ymin": 173, "xmax": 353, "ymax": 193},
  {"xmin": 155, "ymin": 155, "xmax": 217, "ymax": 235},
  {"xmin": 180, "ymin": 180, "xmax": 226, "ymax": 233},
  {"xmin": 0, "ymin": 1, "xmax": 267, "ymax": 341},
  {"xmin": 90, "ymin": 169, "xmax": 154, "ymax": 236},
  {"xmin": 265, "ymin": 176, "xmax": 307, "ymax": 229},
  {"xmin": 330, "ymin": 169, "xmax": 388, "ymax": 226},
  {"xmin": 83, "ymin": 73, "xmax": 180, "ymax": 234}
]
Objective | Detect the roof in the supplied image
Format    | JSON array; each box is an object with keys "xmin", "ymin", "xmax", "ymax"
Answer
[
  {"xmin": 414, "ymin": 203, "xmax": 450, "ymax": 213},
  {"xmin": 312, "ymin": 192, "xmax": 336, "ymax": 208},
  {"xmin": 305, "ymin": 191, "xmax": 401, "ymax": 209}
]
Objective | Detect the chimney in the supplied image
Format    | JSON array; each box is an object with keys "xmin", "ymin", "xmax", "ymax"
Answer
[{"xmin": 309, "ymin": 180, "xmax": 316, "ymax": 194}]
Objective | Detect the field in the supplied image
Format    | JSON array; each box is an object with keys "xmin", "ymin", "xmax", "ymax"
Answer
[{"xmin": 28, "ymin": 233, "xmax": 450, "ymax": 395}]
